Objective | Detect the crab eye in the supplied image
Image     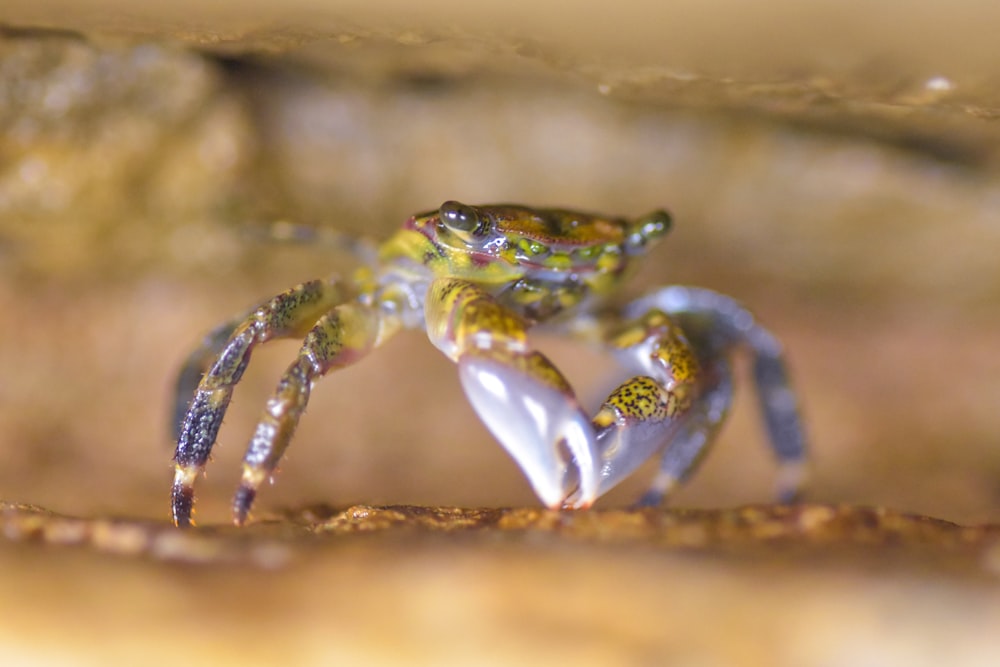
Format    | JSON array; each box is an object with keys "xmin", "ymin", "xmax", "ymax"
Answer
[
  {"xmin": 625, "ymin": 209, "xmax": 672, "ymax": 253},
  {"xmin": 638, "ymin": 210, "xmax": 672, "ymax": 238},
  {"xmin": 439, "ymin": 201, "xmax": 483, "ymax": 236}
]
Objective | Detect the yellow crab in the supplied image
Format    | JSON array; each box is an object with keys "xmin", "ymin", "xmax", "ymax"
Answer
[{"xmin": 170, "ymin": 201, "xmax": 807, "ymax": 527}]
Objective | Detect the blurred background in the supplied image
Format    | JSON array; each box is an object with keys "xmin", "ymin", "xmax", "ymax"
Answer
[{"xmin": 2, "ymin": 2, "xmax": 1000, "ymax": 664}]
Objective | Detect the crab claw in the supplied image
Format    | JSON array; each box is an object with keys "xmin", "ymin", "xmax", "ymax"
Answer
[{"xmin": 458, "ymin": 352, "xmax": 599, "ymax": 509}]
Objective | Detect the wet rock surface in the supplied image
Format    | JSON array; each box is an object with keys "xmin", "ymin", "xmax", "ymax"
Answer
[
  {"xmin": 5, "ymin": 501, "xmax": 1000, "ymax": 566},
  {"xmin": 2, "ymin": 502, "xmax": 1000, "ymax": 665}
]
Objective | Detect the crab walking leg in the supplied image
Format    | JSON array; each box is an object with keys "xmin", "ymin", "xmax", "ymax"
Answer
[
  {"xmin": 634, "ymin": 358, "xmax": 733, "ymax": 507},
  {"xmin": 171, "ymin": 312, "xmax": 253, "ymax": 441},
  {"xmin": 627, "ymin": 286, "xmax": 809, "ymax": 502},
  {"xmin": 583, "ymin": 309, "xmax": 702, "ymax": 502},
  {"xmin": 424, "ymin": 278, "xmax": 600, "ymax": 508},
  {"xmin": 171, "ymin": 279, "xmax": 347, "ymax": 526},
  {"xmin": 232, "ymin": 302, "xmax": 380, "ymax": 525}
]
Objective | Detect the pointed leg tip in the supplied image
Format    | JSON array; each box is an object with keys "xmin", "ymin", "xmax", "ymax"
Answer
[
  {"xmin": 171, "ymin": 464, "xmax": 202, "ymax": 528},
  {"xmin": 633, "ymin": 491, "xmax": 664, "ymax": 509},
  {"xmin": 171, "ymin": 484, "xmax": 195, "ymax": 528},
  {"xmin": 232, "ymin": 484, "xmax": 257, "ymax": 526},
  {"xmin": 775, "ymin": 460, "xmax": 808, "ymax": 504},
  {"xmin": 776, "ymin": 486, "xmax": 804, "ymax": 505}
]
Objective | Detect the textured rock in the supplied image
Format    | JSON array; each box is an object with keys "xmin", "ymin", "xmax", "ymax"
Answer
[{"xmin": 2, "ymin": 502, "xmax": 999, "ymax": 666}]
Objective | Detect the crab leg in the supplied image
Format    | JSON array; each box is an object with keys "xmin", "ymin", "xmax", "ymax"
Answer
[
  {"xmin": 171, "ymin": 279, "xmax": 347, "ymax": 526},
  {"xmin": 578, "ymin": 309, "xmax": 703, "ymax": 503},
  {"xmin": 625, "ymin": 286, "xmax": 808, "ymax": 503},
  {"xmin": 424, "ymin": 278, "xmax": 600, "ymax": 508},
  {"xmin": 632, "ymin": 356, "xmax": 733, "ymax": 506},
  {"xmin": 232, "ymin": 302, "xmax": 379, "ymax": 525},
  {"xmin": 171, "ymin": 313, "xmax": 254, "ymax": 441}
]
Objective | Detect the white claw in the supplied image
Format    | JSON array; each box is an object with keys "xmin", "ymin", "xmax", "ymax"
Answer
[{"xmin": 458, "ymin": 355, "xmax": 599, "ymax": 509}]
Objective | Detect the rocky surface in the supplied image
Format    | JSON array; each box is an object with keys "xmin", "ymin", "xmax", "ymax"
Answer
[{"xmin": 2, "ymin": 502, "xmax": 999, "ymax": 666}]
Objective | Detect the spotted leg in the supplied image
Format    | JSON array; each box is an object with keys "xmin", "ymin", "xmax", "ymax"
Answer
[
  {"xmin": 633, "ymin": 356, "xmax": 733, "ymax": 507},
  {"xmin": 172, "ymin": 313, "xmax": 254, "ymax": 441},
  {"xmin": 424, "ymin": 278, "xmax": 601, "ymax": 508},
  {"xmin": 232, "ymin": 302, "xmax": 380, "ymax": 525},
  {"xmin": 575, "ymin": 308, "xmax": 703, "ymax": 505},
  {"xmin": 171, "ymin": 279, "xmax": 348, "ymax": 526},
  {"xmin": 626, "ymin": 286, "xmax": 808, "ymax": 505}
]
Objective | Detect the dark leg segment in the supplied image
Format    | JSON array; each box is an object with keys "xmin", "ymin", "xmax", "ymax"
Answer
[
  {"xmin": 625, "ymin": 286, "xmax": 808, "ymax": 504},
  {"xmin": 232, "ymin": 303, "xmax": 379, "ymax": 525},
  {"xmin": 171, "ymin": 279, "xmax": 346, "ymax": 526},
  {"xmin": 634, "ymin": 358, "xmax": 733, "ymax": 507},
  {"xmin": 752, "ymin": 345, "xmax": 808, "ymax": 502},
  {"xmin": 172, "ymin": 316, "xmax": 250, "ymax": 441}
]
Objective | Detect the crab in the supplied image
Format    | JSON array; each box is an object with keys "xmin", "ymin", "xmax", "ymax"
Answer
[{"xmin": 170, "ymin": 201, "xmax": 807, "ymax": 527}]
